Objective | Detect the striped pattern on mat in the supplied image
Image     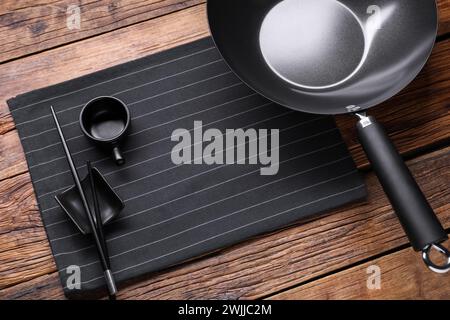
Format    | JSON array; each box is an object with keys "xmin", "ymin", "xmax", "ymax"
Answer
[{"xmin": 8, "ymin": 37, "xmax": 366, "ymax": 297}]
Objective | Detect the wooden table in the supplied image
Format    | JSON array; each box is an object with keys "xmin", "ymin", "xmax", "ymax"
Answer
[{"xmin": 0, "ymin": 1, "xmax": 449, "ymax": 300}]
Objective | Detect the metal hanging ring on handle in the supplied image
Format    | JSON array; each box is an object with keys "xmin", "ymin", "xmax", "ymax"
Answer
[{"xmin": 422, "ymin": 244, "xmax": 450, "ymax": 274}]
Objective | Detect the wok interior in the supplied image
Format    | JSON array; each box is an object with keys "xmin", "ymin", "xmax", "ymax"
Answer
[
  {"xmin": 259, "ymin": 0, "xmax": 366, "ymax": 90},
  {"xmin": 207, "ymin": 0, "xmax": 438, "ymax": 114}
]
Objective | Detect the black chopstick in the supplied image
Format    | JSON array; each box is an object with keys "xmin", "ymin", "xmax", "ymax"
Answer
[
  {"xmin": 86, "ymin": 161, "xmax": 116, "ymax": 299},
  {"xmin": 50, "ymin": 106, "xmax": 117, "ymax": 299},
  {"xmin": 86, "ymin": 161, "xmax": 108, "ymax": 254}
]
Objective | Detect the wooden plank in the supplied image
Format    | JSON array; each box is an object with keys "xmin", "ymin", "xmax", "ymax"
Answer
[
  {"xmin": 0, "ymin": 172, "xmax": 40, "ymax": 235},
  {"xmin": 1, "ymin": 1, "xmax": 450, "ymax": 128},
  {"xmin": 0, "ymin": 2, "xmax": 449, "ymax": 299},
  {"xmin": 0, "ymin": 171, "xmax": 56, "ymax": 289},
  {"xmin": 0, "ymin": 146, "xmax": 448, "ymax": 299},
  {"xmin": 0, "ymin": 0, "xmax": 448, "ymax": 65},
  {"xmin": 438, "ymin": 0, "xmax": 450, "ymax": 35},
  {"xmin": 0, "ymin": 130, "xmax": 25, "ymax": 181},
  {"xmin": 0, "ymin": 5, "xmax": 449, "ymax": 181},
  {"xmin": 0, "ymin": 0, "xmax": 205, "ymax": 63},
  {"xmin": 268, "ymin": 246, "xmax": 450, "ymax": 300},
  {"xmin": 6, "ymin": 242, "xmax": 450, "ymax": 300},
  {"xmin": 0, "ymin": 5, "xmax": 210, "ymax": 181},
  {"xmin": 0, "ymin": 273, "xmax": 63, "ymax": 300},
  {"xmin": 0, "ymin": 5, "xmax": 209, "ymax": 134}
]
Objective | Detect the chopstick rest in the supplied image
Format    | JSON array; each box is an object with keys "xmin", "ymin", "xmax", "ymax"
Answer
[{"xmin": 55, "ymin": 167, "xmax": 124, "ymax": 235}]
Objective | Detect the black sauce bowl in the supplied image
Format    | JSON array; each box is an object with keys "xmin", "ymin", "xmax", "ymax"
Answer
[{"xmin": 80, "ymin": 96, "xmax": 130, "ymax": 165}]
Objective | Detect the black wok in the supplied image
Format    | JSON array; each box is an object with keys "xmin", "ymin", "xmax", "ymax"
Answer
[{"xmin": 207, "ymin": 0, "xmax": 449, "ymax": 272}]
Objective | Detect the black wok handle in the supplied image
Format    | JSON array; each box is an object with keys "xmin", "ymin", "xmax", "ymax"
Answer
[{"xmin": 356, "ymin": 114, "xmax": 447, "ymax": 252}]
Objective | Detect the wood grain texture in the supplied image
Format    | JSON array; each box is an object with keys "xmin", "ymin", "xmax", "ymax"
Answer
[
  {"xmin": 0, "ymin": 146, "xmax": 448, "ymax": 299},
  {"xmin": 0, "ymin": 130, "xmax": 25, "ymax": 181},
  {"xmin": 0, "ymin": 2, "xmax": 449, "ymax": 300},
  {"xmin": 0, "ymin": 5, "xmax": 449, "ymax": 182},
  {"xmin": 1, "ymin": 1, "xmax": 450, "ymax": 125},
  {"xmin": 0, "ymin": 171, "xmax": 56, "ymax": 289},
  {"xmin": 1, "ymin": 0, "xmax": 449, "ymax": 65},
  {"xmin": 0, "ymin": 0, "xmax": 205, "ymax": 63},
  {"xmin": 0, "ymin": 5, "xmax": 210, "ymax": 181},
  {"xmin": 0, "ymin": 5, "xmax": 209, "ymax": 134},
  {"xmin": 269, "ymin": 246, "xmax": 450, "ymax": 300},
  {"xmin": 438, "ymin": 0, "xmax": 450, "ymax": 35}
]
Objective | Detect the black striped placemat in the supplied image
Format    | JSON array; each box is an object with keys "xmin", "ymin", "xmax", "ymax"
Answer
[{"xmin": 7, "ymin": 37, "xmax": 366, "ymax": 298}]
